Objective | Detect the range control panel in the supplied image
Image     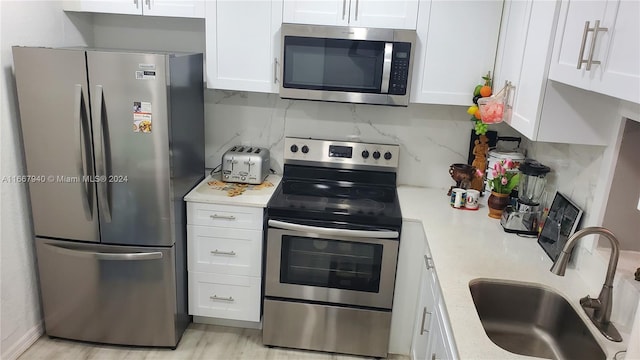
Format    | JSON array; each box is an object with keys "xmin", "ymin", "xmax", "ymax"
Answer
[{"xmin": 284, "ymin": 137, "xmax": 399, "ymax": 170}]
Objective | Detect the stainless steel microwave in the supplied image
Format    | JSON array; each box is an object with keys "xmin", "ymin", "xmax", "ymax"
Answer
[{"xmin": 279, "ymin": 23, "xmax": 416, "ymax": 106}]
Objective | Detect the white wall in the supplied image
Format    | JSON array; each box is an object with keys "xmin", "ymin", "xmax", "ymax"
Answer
[
  {"xmin": 0, "ymin": 2, "xmax": 91, "ymax": 359},
  {"xmin": 602, "ymin": 119, "xmax": 640, "ymax": 251}
]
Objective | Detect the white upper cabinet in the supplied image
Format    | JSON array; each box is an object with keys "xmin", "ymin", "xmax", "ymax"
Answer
[
  {"xmin": 63, "ymin": 0, "xmax": 205, "ymax": 18},
  {"xmin": 410, "ymin": 0, "xmax": 502, "ymax": 105},
  {"xmin": 283, "ymin": 0, "xmax": 419, "ymax": 29},
  {"xmin": 494, "ymin": 0, "xmax": 621, "ymax": 145},
  {"xmin": 205, "ymin": 0, "xmax": 283, "ymax": 93},
  {"xmin": 549, "ymin": 0, "xmax": 640, "ymax": 104},
  {"xmin": 493, "ymin": 0, "xmax": 558, "ymax": 141},
  {"xmin": 142, "ymin": 0, "xmax": 205, "ymax": 18},
  {"xmin": 350, "ymin": 0, "xmax": 419, "ymax": 29}
]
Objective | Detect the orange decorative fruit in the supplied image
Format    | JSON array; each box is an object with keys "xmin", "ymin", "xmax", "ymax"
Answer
[
  {"xmin": 474, "ymin": 110, "xmax": 482, "ymax": 120},
  {"xmin": 480, "ymin": 85, "xmax": 492, "ymax": 97}
]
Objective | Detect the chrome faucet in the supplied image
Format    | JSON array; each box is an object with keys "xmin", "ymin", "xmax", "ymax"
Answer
[{"xmin": 550, "ymin": 226, "xmax": 623, "ymax": 342}]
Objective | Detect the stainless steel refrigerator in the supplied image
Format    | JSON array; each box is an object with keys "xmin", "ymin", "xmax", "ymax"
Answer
[{"xmin": 12, "ymin": 47, "xmax": 204, "ymax": 348}]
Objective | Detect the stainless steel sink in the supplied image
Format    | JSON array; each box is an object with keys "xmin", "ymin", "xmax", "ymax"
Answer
[{"xmin": 469, "ymin": 279, "xmax": 606, "ymax": 360}]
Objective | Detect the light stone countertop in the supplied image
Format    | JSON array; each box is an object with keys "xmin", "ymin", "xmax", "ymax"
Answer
[
  {"xmin": 397, "ymin": 186, "xmax": 629, "ymax": 360},
  {"xmin": 184, "ymin": 173, "xmax": 282, "ymax": 208}
]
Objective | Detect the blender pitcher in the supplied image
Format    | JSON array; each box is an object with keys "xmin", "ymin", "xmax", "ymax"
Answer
[
  {"xmin": 518, "ymin": 159, "xmax": 551, "ymax": 206},
  {"xmin": 500, "ymin": 159, "xmax": 551, "ymax": 235}
]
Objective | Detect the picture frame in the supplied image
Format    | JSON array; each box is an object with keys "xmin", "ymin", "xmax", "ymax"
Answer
[{"xmin": 537, "ymin": 191, "xmax": 584, "ymax": 262}]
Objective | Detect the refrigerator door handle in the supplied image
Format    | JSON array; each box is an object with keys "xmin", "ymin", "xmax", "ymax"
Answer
[
  {"xmin": 93, "ymin": 85, "xmax": 112, "ymax": 223},
  {"xmin": 74, "ymin": 84, "xmax": 92, "ymax": 220},
  {"xmin": 45, "ymin": 243, "xmax": 163, "ymax": 261}
]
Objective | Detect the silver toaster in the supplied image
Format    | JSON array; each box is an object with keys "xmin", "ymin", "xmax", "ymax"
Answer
[{"xmin": 221, "ymin": 146, "xmax": 270, "ymax": 184}]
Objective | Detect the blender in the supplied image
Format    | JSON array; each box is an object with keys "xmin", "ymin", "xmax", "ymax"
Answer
[{"xmin": 500, "ymin": 159, "xmax": 551, "ymax": 235}]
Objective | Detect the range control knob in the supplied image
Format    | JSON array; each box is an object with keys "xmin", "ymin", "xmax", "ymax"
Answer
[
  {"xmin": 301, "ymin": 145, "xmax": 309, "ymax": 154},
  {"xmin": 361, "ymin": 150, "xmax": 370, "ymax": 159},
  {"xmin": 290, "ymin": 144, "xmax": 298, "ymax": 153},
  {"xmin": 384, "ymin": 151, "xmax": 392, "ymax": 160},
  {"xmin": 373, "ymin": 151, "xmax": 381, "ymax": 160}
]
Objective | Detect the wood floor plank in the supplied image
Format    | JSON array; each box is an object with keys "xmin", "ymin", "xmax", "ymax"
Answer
[{"xmin": 18, "ymin": 324, "xmax": 409, "ymax": 360}]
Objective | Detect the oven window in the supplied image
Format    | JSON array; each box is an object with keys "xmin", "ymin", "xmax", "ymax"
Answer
[
  {"xmin": 283, "ymin": 37, "xmax": 384, "ymax": 93},
  {"xmin": 280, "ymin": 235, "xmax": 383, "ymax": 293}
]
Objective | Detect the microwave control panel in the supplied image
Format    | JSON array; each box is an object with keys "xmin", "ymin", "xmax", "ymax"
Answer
[{"xmin": 389, "ymin": 42, "xmax": 411, "ymax": 95}]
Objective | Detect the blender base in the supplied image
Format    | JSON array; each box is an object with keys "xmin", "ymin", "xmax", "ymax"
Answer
[{"xmin": 500, "ymin": 206, "xmax": 540, "ymax": 236}]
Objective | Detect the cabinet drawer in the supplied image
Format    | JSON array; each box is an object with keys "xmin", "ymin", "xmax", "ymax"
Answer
[
  {"xmin": 187, "ymin": 225, "xmax": 262, "ymax": 276},
  {"xmin": 187, "ymin": 202, "xmax": 263, "ymax": 229},
  {"xmin": 188, "ymin": 272, "xmax": 261, "ymax": 322}
]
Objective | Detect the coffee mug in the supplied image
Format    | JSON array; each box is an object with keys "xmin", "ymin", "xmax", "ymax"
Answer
[
  {"xmin": 450, "ymin": 188, "xmax": 466, "ymax": 208},
  {"xmin": 465, "ymin": 189, "xmax": 480, "ymax": 209}
]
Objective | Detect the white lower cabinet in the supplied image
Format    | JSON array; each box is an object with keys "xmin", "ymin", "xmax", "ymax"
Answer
[
  {"xmin": 411, "ymin": 241, "xmax": 457, "ymax": 360},
  {"xmin": 186, "ymin": 202, "xmax": 264, "ymax": 323},
  {"xmin": 189, "ymin": 272, "xmax": 261, "ymax": 322}
]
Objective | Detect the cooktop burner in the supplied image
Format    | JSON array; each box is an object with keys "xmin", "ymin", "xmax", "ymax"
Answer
[
  {"xmin": 268, "ymin": 166, "xmax": 402, "ymax": 228},
  {"xmin": 283, "ymin": 180, "xmax": 396, "ymax": 203}
]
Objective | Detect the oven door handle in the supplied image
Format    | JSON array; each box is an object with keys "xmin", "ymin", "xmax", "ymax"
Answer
[{"xmin": 268, "ymin": 220, "xmax": 399, "ymax": 239}]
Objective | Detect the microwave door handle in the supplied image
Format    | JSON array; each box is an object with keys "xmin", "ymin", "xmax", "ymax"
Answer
[
  {"xmin": 380, "ymin": 43, "xmax": 393, "ymax": 94},
  {"xmin": 268, "ymin": 219, "xmax": 399, "ymax": 239}
]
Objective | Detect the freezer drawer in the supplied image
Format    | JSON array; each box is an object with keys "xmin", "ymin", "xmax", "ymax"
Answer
[{"xmin": 35, "ymin": 238, "xmax": 181, "ymax": 347}]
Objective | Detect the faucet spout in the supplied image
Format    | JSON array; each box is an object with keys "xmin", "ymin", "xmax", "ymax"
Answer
[{"xmin": 549, "ymin": 226, "xmax": 622, "ymax": 342}]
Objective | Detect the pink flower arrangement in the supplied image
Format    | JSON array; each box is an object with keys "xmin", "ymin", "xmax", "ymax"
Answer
[{"xmin": 488, "ymin": 158, "xmax": 520, "ymax": 194}]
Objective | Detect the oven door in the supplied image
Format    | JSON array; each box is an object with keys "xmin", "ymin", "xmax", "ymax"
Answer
[{"xmin": 265, "ymin": 219, "xmax": 399, "ymax": 309}]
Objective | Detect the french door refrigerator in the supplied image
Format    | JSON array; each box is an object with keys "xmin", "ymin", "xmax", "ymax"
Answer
[{"xmin": 12, "ymin": 47, "xmax": 204, "ymax": 347}]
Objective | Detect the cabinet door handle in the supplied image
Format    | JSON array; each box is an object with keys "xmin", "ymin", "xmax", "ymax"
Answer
[
  {"xmin": 420, "ymin": 307, "xmax": 432, "ymax": 335},
  {"xmin": 133, "ymin": 0, "xmax": 139, "ymax": 8},
  {"xmin": 210, "ymin": 214, "xmax": 236, "ymax": 220},
  {"xmin": 145, "ymin": 0, "xmax": 151, "ymax": 10},
  {"xmin": 342, "ymin": 0, "xmax": 347, "ymax": 20},
  {"xmin": 586, "ymin": 20, "xmax": 607, "ymax": 71},
  {"xmin": 424, "ymin": 254, "xmax": 434, "ymax": 269},
  {"xmin": 354, "ymin": 0, "xmax": 359, "ymax": 21},
  {"xmin": 210, "ymin": 249, "xmax": 236, "ymax": 256},
  {"xmin": 577, "ymin": 21, "xmax": 591, "ymax": 69},
  {"xmin": 431, "ymin": 354, "xmax": 437, "ymax": 360},
  {"xmin": 274, "ymin": 58, "xmax": 279, "ymax": 84},
  {"xmin": 209, "ymin": 295, "xmax": 234, "ymax": 302}
]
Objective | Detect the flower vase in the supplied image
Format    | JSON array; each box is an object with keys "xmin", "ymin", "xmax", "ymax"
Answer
[{"xmin": 487, "ymin": 191, "xmax": 510, "ymax": 219}]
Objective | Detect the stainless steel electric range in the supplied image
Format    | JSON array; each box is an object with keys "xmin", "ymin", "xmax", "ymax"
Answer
[{"xmin": 263, "ymin": 137, "xmax": 402, "ymax": 358}]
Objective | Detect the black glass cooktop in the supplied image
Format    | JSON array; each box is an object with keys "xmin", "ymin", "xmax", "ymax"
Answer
[{"xmin": 267, "ymin": 165, "xmax": 402, "ymax": 228}]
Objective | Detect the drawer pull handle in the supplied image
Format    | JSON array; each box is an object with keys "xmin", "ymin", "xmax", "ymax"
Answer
[
  {"xmin": 210, "ymin": 295, "xmax": 234, "ymax": 302},
  {"xmin": 210, "ymin": 249, "xmax": 236, "ymax": 256},
  {"xmin": 210, "ymin": 214, "xmax": 236, "ymax": 220}
]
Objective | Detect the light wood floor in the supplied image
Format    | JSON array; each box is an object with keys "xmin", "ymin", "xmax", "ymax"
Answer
[{"xmin": 19, "ymin": 323, "xmax": 408, "ymax": 360}]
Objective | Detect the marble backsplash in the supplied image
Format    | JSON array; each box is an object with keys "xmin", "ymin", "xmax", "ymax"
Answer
[
  {"xmin": 204, "ymin": 90, "xmax": 605, "ymax": 215},
  {"xmin": 527, "ymin": 142, "xmax": 604, "ymax": 220},
  {"xmin": 206, "ymin": 89, "xmax": 523, "ymax": 189}
]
